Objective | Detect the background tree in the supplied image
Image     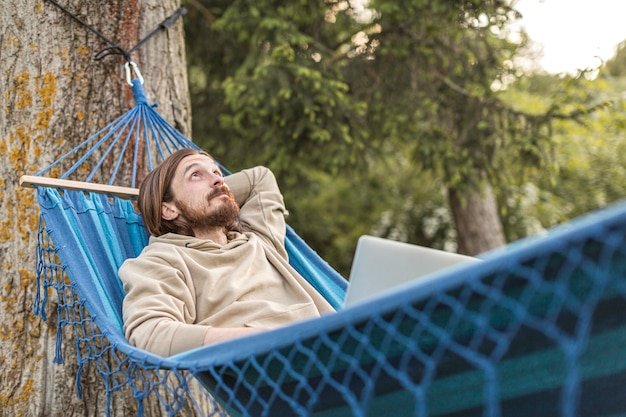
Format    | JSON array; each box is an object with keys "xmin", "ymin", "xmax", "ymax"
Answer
[
  {"xmin": 184, "ymin": 0, "xmax": 366, "ymax": 177},
  {"xmin": 0, "ymin": 1, "xmax": 192, "ymax": 415},
  {"xmin": 346, "ymin": 0, "xmax": 556, "ymax": 255},
  {"xmin": 183, "ymin": 0, "xmax": 598, "ymax": 274},
  {"xmin": 499, "ymin": 61, "xmax": 626, "ymax": 240}
]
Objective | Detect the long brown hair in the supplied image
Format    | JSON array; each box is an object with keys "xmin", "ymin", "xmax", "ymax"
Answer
[{"xmin": 138, "ymin": 148, "xmax": 210, "ymax": 236}]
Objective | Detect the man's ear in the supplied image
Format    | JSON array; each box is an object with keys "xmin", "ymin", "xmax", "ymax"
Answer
[{"xmin": 161, "ymin": 201, "xmax": 179, "ymax": 221}]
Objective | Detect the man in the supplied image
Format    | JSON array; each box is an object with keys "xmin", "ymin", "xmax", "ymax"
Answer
[{"xmin": 119, "ymin": 148, "xmax": 335, "ymax": 357}]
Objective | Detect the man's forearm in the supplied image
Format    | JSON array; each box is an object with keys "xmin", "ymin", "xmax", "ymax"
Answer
[{"xmin": 202, "ymin": 327, "xmax": 267, "ymax": 346}]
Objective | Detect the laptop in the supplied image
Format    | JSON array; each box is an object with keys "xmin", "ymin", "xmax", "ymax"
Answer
[{"xmin": 344, "ymin": 235, "xmax": 481, "ymax": 307}]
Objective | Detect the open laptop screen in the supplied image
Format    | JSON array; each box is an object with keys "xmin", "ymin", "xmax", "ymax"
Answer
[{"xmin": 344, "ymin": 235, "xmax": 481, "ymax": 307}]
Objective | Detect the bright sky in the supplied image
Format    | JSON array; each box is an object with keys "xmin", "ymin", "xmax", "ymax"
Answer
[{"xmin": 514, "ymin": 0, "xmax": 626, "ymax": 74}]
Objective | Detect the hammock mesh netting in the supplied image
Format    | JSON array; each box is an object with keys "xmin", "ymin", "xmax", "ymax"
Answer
[{"xmin": 30, "ymin": 74, "xmax": 626, "ymax": 416}]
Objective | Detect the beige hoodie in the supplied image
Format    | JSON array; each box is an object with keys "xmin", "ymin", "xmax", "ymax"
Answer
[{"xmin": 119, "ymin": 166, "xmax": 335, "ymax": 357}]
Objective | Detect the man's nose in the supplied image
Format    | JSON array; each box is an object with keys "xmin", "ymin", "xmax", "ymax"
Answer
[{"xmin": 211, "ymin": 173, "xmax": 225, "ymax": 187}]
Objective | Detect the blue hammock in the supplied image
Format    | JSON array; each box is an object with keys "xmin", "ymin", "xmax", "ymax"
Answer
[{"xmin": 30, "ymin": 74, "xmax": 626, "ymax": 416}]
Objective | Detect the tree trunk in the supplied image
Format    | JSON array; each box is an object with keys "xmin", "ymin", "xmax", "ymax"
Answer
[
  {"xmin": 448, "ymin": 181, "xmax": 506, "ymax": 256},
  {"xmin": 0, "ymin": 1, "xmax": 191, "ymax": 415}
]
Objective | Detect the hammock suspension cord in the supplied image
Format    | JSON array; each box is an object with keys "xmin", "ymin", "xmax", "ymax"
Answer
[{"xmin": 45, "ymin": 0, "xmax": 187, "ymax": 62}]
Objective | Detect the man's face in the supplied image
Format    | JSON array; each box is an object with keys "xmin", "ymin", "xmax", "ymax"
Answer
[{"xmin": 162, "ymin": 154, "xmax": 240, "ymax": 230}]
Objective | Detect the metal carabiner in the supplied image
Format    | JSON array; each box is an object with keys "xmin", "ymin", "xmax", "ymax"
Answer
[{"xmin": 124, "ymin": 61, "xmax": 144, "ymax": 86}]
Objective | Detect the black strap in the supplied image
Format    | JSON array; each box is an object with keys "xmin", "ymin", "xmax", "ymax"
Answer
[{"xmin": 46, "ymin": 0, "xmax": 187, "ymax": 62}]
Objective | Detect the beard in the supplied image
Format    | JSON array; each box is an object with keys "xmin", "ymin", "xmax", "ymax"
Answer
[{"xmin": 177, "ymin": 186, "xmax": 241, "ymax": 233}]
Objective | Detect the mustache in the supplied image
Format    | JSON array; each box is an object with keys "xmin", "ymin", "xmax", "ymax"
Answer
[{"xmin": 206, "ymin": 185, "xmax": 232, "ymax": 202}]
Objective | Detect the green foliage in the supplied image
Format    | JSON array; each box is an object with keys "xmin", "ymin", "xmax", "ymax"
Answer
[
  {"xmin": 218, "ymin": 63, "xmax": 362, "ymax": 178},
  {"xmin": 498, "ymin": 65, "xmax": 626, "ymax": 241},
  {"xmin": 349, "ymin": 0, "xmax": 549, "ymax": 193},
  {"xmin": 183, "ymin": 0, "xmax": 626, "ymax": 271},
  {"xmin": 184, "ymin": 0, "xmax": 367, "ymax": 183},
  {"xmin": 284, "ymin": 145, "xmax": 455, "ymax": 276}
]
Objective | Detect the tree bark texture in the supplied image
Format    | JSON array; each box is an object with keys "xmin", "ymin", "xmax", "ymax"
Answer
[
  {"xmin": 0, "ymin": 1, "xmax": 192, "ymax": 415},
  {"xmin": 448, "ymin": 181, "xmax": 506, "ymax": 256}
]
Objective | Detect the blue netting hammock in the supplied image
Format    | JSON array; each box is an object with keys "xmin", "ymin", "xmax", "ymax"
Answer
[{"xmin": 28, "ymin": 68, "xmax": 626, "ymax": 416}]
